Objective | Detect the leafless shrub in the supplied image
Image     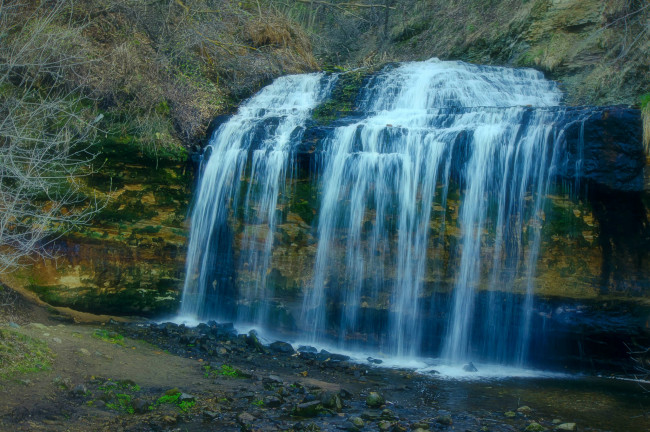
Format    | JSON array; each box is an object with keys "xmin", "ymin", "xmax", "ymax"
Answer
[{"xmin": 0, "ymin": 0, "xmax": 101, "ymax": 273}]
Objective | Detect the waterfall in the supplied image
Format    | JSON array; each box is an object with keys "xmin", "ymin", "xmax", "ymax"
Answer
[
  {"xmin": 304, "ymin": 59, "xmax": 563, "ymax": 362},
  {"xmin": 179, "ymin": 73, "xmax": 335, "ymax": 323},
  {"xmin": 179, "ymin": 58, "xmax": 569, "ymax": 366}
]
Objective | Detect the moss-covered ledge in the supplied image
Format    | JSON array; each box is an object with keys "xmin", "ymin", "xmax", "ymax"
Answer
[{"xmin": 3, "ymin": 138, "xmax": 193, "ymax": 317}]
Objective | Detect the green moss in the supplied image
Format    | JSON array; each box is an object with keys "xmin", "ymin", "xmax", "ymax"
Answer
[
  {"xmin": 640, "ymin": 93, "xmax": 650, "ymax": 110},
  {"xmin": 312, "ymin": 69, "xmax": 371, "ymax": 125}
]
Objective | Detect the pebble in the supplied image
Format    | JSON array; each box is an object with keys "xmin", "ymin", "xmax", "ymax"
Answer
[
  {"xmin": 349, "ymin": 417, "xmax": 364, "ymax": 428},
  {"xmin": 556, "ymin": 423, "xmax": 576, "ymax": 431},
  {"xmin": 52, "ymin": 337, "xmax": 62, "ymax": 344},
  {"xmin": 77, "ymin": 348, "xmax": 91, "ymax": 356}
]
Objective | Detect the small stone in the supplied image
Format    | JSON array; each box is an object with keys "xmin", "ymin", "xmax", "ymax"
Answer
[
  {"xmin": 361, "ymin": 411, "xmax": 380, "ymax": 421},
  {"xmin": 556, "ymin": 423, "xmax": 576, "ymax": 431},
  {"xmin": 293, "ymin": 401, "xmax": 323, "ymax": 417},
  {"xmin": 52, "ymin": 337, "xmax": 62, "ymax": 344},
  {"xmin": 411, "ymin": 422, "xmax": 429, "ymax": 430},
  {"xmin": 203, "ymin": 410, "xmax": 220, "ymax": 420},
  {"xmin": 378, "ymin": 420, "xmax": 392, "ymax": 431},
  {"xmin": 19, "ymin": 379, "xmax": 31, "ymax": 386},
  {"xmin": 367, "ymin": 356, "xmax": 383, "ymax": 364},
  {"xmin": 218, "ymin": 347, "xmax": 228, "ymax": 355},
  {"xmin": 462, "ymin": 361, "xmax": 478, "ymax": 372},
  {"xmin": 413, "ymin": 429, "xmax": 428, "ymax": 432},
  {"xmin": 436, "ymin": 415, "xmax": 453, "ymax": 426},
  {"xmin": 517, "ymin": 406, "xmax": 532, "ymax": 414},
  {"xmin": 238, "ymin": 412, "xmax": 256, "ymax": 425},
  {"xmin": 366, "ymin": 391, "xmax": 385, "ymax": 408},
  {"xmin": 77, "ymin": 348, "xmax": 91, "ymax": 356},
  {"xmin": 71, "ymin": 384, "xmax": 87, "ymax": 395},
  {"xmin": 9, "ymin": 322, "xmax": 20, "ymax": 329},
  {"xmin": 267, "ymin": 374, "xmax": 283, "ymax": 384},
  {"xmin": 131, "ymin": 399, "xmax": 149, "ymax": 414},
  {"xmin": 28, "ymin": 323, "xmax": 47, "ymax": 330},
  {"xmin": 525, "ymin": 422, "xmax": 546, "ymax": 432},
  {"xmin": 504, "ymin": 411, "xmax": 516, "ymax": 418},
  {"xmin": 162, "ymin": 415, "xmax": 177, "ymax": 424},
  {"xmin": 349, "ymin": 417, "xmax": 364, "ymax": 428}
]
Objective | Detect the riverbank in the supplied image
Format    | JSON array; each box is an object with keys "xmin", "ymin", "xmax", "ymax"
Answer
[{"xmin": 1, "ymin": 290, "xmax": 649, "ymax": 432}]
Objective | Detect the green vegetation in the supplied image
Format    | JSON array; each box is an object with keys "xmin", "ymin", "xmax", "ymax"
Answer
[
  {"xmin": 152, "ymin": 390, "xmax": 196, "ymax": 412},
  {"xmin": 106, "ymin": 393, "xmax": 134, "ymax": 414},
  {"xmin": 0, "ymin": 329, "xmax": 52, "ymax": 378},
  {"xmin": 92, "ymin": 329, "xmax": 125, "ymax": 346},
  {"xmin": 203, "ymin": 364, "xmax": 249, "ymax": 378}
]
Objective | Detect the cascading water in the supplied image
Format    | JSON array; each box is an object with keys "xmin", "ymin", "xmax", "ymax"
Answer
[
  {"xmin": 179, "ymin": 73, "xmax": 335, "ymax": 324},
  {"xmin": 304, "ymin": 60, "xmax": 564, "ymax": 363},
  {"xmin": 179, "ymin": 58, "xmax": 571, "ymax": 367}
]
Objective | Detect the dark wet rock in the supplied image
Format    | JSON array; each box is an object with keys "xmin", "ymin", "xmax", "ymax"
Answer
[
  {"xmin": 378, "ymin": 420, "xmax": 393, "ymax": 431},
  {"xmin": 349, "ymin": 417, "xmax": 364, "ymax": 428},
  {"xmin": 270, "ymin": 341, "xmax": 296, "ymax": 354},
  {"xmin": 203, "ymin": 410, "xmax": 220, "ymax": 420},
  {"xmin": 339, "ymin": 420, "xmax": 360, "ymax": 431},
  {"xmin": 436, "ymin": 415, "xmax": 453, "ymax": 426},
  {"xmin": 320, "ymin": 391, "xmax": 343, "ymax": 411},
  {"xmin": 380, "ymin": 409, "xmax": 397, "ymax": 421},
  {"xmin": 361, "ymin": 411, "xmax": 380, "ymax": 421},
  {"xmin": 264, "ymin": 395, "xmax": 283, "ymax": 407},
  {"xmin": 293, "ymin": 400, "xmax": 324, "ymax": 417},
  {"xmin": 247, "ymin": 330, "xmax": 266, "ymax": 353},
  {"xmin": 462, "ymin": 362, "xmax": 478, "ymax": 372},
  {"xmin": 366, "ymin": 391, "xmax": 385, "ymax": 408},
  {"xmin": 132, "ymin": 398, "xmax": 149, "ymax": 414},
  {"xmin": 298, "ymin": 345, "xmax": 318, "ymax": 353},
  {"xmin": 558, "ymin": 107, "xmax": 645, "ymax": 192},
  {"xmin": 329, "ymin": 353, "xmax": 351, "ymax": 362},
  {"xmin": 367, "ymin": 357, "xmax": 383, "ymax": 364},
  {"xmin": 391, "ymin": 423, "xmax": 408, "ymax": 432},
  {"xmin": 339, "ymin": 388, "xmax": 353, "ymax": 399},
  {"xmin": 411, "ymin": 421, "xmax": 430, "ymax": 430}
]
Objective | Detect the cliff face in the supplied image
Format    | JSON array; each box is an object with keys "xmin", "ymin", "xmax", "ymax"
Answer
[
  {"xmin": 2, "ymin": 140, "xmax": 191, "ymax": 316},
  {"xmin": 2, "ymin": 0, "xmax": 648, "ymax": 324}
]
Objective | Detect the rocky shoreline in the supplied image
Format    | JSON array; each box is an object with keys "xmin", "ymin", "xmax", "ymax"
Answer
[{"xmin": 6, "ymin": 308, "xmax": 647, "ymax": 432}]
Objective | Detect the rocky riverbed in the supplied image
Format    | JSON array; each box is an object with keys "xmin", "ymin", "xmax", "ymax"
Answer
[{"xmin": 1, "ymin": 303, "xmax": 649, "ymax": 432}]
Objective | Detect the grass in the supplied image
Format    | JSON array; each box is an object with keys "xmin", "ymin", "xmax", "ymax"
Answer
[
  {"xmin": 92, "ymin": 329, "xmax": 125, "ymax": 346},
  {"xmin": 0, "ymin": 329, "xmax": 52, "ymax": 379}
]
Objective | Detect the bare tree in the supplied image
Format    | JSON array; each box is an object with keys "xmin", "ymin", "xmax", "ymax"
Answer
[{"xmin": 0, "ymin": 0, "xmax": 100, "ymax": 274}]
